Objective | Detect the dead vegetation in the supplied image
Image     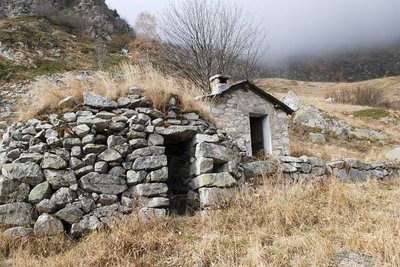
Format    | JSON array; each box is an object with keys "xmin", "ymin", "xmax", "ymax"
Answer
[
  {"xmin": 18, "ymin": 63, "xmax": 212, "ymax": 121},
  {"xmin": 1, "ymin": 176, "xmax": 399, "ymax": 266}
]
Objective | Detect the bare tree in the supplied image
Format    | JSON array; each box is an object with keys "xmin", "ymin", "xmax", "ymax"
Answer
[
  {"xmin": 134, "ymin": 12, "xmax": 159, "ymax": 41},
  {"xmin": 160, "ymin": 0, "xmax": 267, "ymax": 92}
]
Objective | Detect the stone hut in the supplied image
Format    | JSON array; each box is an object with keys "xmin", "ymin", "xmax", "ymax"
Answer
[{"xmin": 208, "ymin": 75, "xmax": 294, "ymax": 157}]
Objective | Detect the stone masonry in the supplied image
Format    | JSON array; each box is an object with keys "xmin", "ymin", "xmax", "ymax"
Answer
[
  {"xmin": 210, "ymin": 85, "xmax": 291, "ymax": 156},
  {"xmin": 0, "ymin": 90, "xmax": 242, "ymax": 237}
]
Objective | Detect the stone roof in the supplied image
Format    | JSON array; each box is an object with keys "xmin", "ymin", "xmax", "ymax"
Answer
[{"xmin": 207, "ymin": 80, "xmax": 294, "ymax": 114}]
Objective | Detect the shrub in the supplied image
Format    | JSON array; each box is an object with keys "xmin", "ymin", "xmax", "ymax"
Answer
[{"xmin": 327, "ymin": 85, "xmax": 385, "ymax": 107}]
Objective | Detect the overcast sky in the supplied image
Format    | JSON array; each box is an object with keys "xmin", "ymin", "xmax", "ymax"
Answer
[{"xmin": 105, "ymin": 0, "xmax": 400, "ymax": 63}]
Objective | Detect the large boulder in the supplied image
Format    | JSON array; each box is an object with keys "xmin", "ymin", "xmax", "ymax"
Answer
[
  {"xmin": 1, "ymin": 163, "xmax": 44, "ymax": 186},
  {"xmin": 0, "ymin": 203, "xmax": 36, "ymax": 226},
  {"xmin": 55, "ymin": 205, "xmax": 84, "ymax": 224},
  {"xmin": 41, "ymin": 153, "xmax": 68, "ymax": 169},
  {"xmin": 79, "ymin": 173, "xmax": 127, "ymax": 194},
  {"xmin": 131, "ymin": 183, "xmax": 168, "ymax": 197},
  {"xmin": 242, "ymin": 160, "xmax": 279, "ymax": 178},
  {"xmin": 44, "ymin": 169, "xmax": 77, "ymax": 189},
  {"xmin": 293, "ymin": 105, "xmax": 350, "ymax": 139},
  {"xmin": 0, "ymin": 176, "xmax": 30, "ymax": 203},
  {"xmin": 155, "ymin": 126, "xmax": 198, "ymax": 141},
  {"xmin": 28, "ymin": 181, "xmax": 52, "ymax": 204},
  {"xmin": 282, "ymin": 90, "xmax": 303, "ymax": 111}
]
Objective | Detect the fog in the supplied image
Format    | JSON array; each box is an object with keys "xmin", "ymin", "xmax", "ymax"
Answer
[{"xmin": 105, "ymin": 0, "xmax": 400, "ymax": 64}]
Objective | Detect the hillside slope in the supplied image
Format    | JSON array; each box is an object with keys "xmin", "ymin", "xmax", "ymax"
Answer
[{"xmin": 0, "ymin": 17, "xmax": 129, "ymax": 85}]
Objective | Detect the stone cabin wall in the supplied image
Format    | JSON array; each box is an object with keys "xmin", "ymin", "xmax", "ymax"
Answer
[
  {"xmin": 0, "ymin": 91, "xmax": 242, "ymax": 237},
  {"xmin": 210, "ymin": 87, "xmax": 290, "ymax": 156}
]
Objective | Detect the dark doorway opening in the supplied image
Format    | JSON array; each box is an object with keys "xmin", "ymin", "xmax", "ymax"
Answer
[
  {"xmin": 164, "ymin": 140, "xmax": 191, "ymax": 215},
  {"xmin": 250, "ymin": 116, "xmax": 265, "ymax": 156}
]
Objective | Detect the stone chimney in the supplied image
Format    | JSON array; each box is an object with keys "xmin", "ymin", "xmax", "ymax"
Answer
[{"xmin": 209, "ymin": 74, "xmax": 230, "ymax": 94}]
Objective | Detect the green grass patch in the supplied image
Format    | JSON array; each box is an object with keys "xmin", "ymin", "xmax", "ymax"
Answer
[{"xmin": 353, "ymin": 108, "xmax": 390, "ymax": 119}]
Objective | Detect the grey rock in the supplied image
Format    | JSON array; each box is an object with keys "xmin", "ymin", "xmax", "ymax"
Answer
[
  {"xmin": 114, "ymin": 144, "xmax": 132, "ymax": 157},
  {"xmin": 3, "ymin": 226, "xmax": 33, "ymax": 238},
  {"xmin": 121, "ymin": 196, "xmax": 133, "ymax": 207},
  {"xmin": 58, "ymin": 96, "xmax": 79, "ymax": 109},
  {"xmin": 83, "ymin": 153, "xmax": 97, "ymax": 165},
  {"xmin": 70, "ymin": 216, "xmax": 101, "ymax": 236},
  {"xmin": 28, "ymin": 143, "xmax": 48, "ymax": 154},
  {"xmin": 190, "ymin": 157, "xmax": 214, "ymax": 176},
  {"xmin": 109, "ymin": 122, "xmax": 126, "ymax": 131},
  {"xmin": 62, "ymin": 138, "xmax": 81, "ymax": 149},
  {"xmin": 282, "ymin": 90, "xmax": 303, "ymax": 111},
  {"xmin": 147, "ymin": 133, "xmax": 164, "ymax": 146},
  {"xmin": 0, "ymin": 203, "xmax": 35, "ymax": 226},
  {"xmin": 309, "ymin": 157, "xmax": 326, "ymax": 167},
  {"xmin": 83, "ymin": 144, "xmax": 107, "ymax": 154},
  {"xmin": 79, "ymin": 196, "xmax": 96, "ymax": 213},
  {"xmin": 132, "ymin": 155, "xmax": 167, "ymax": 171},
  {"xmin": 77, "ymin": 116, "xmax": 108, "ymax": 132},
  {"xmin": 107, "ymin": 135, "xmax": 127, "ymax": 148},
  {"xmin": 350, "ymin": 128, "xmax": 386, "ymax": 140},
  {"xmin": 94, "ymin": 161, "xmax": 108, "ymax": 173},
  {"xmin": 131, "ymin": 183, "xmax": 168, "ymax": 197},
  {"xmin": 96, "ymin": 111, "xmax": 116, "ymax": 119},
  {"xmin": 44, "ymin": 169, "xmax": 76, "ymax": 189},
  {"xmin": 75, "ymin": 165, "xmax": 94, "ymax": 178},
  {"xmin": 55, "ymin": 205, "xmax": 84, "ymax": 224},
  {"xmin": 146, "ymin": 167, "xmax": 168, "ymax": 182},
  {"xmin": 69, "ymin": 157, "xmax": 85, "ymax": 170},
  {"xmin": 130, "ymin": 113, "xmax": 151, "ymax": 124},
  {"xmin": 195, "ymin": 142, "xmax": 238, "ymax": 164},
  {"xmin": 334, "ymin": 251, "xmax": 373, "ymax": 267},
  {"xmin": 37, "ymin": 199, "xmax": 58, "ymax": 214},
  {"xmin": 71, "ymin": 146, "xmax": 82, "ymax": 158},
  {"xmin": 50, "ymin": 187, "xmax": 77, "ymax": 208},
  {"xmin": 2, "ymin": 163, "xmax": 44, "ymax": 186},
  {"xmin": 72, "ymin": 124, "xmax": 91, "ymax": 138},
  {"xmin": 108, "ymin": 166, "xmax": 125, "ymax": 177},
  {"xmin": 98, "ymin": 148, "xmax": 122, "ymax": 162},
  {"xmin": 300, "ymin": 163, "xmax": 312, "ymax": 174},
  {"xmin": 190, "ymin": 134, "xmax": 219, "ymax": 146},
  {"xmin": 7, "ymin": 148, "xmax": 21, "ymax": 160},
  {"xmin": 34, "ymin": 214, "xmax": 64, "ymax": 236},
  {"xmin": 127, "ymin": 170, "xmax": 147, "ymax": 185},
  {"xmin": 41, "ymin": 152, "xmax": 67, "ymax": 169},
  {"xmin": 83, "ymin": 91, "xmax": 117, "ymax": 109},
  {"xmin": 82, "ymin": 134, "xmax": 95, "ymax": 145},
  {"xmin": 189, "ymin": 172, "xmax": 237, "ymax": 190},
  {"xmin": 63, "ymin": 112, "xmax": 77, "ymax": 123},
  {"xmin": 0, "ymin": 177, "xmax": 29, "ymax": 204},
  {"xmin": 127, "ymin": 146, "xmax": 165, "ymax": 161},
  {"xmin": 47, "ymin": 137, "xmax": 62, "ymax": 148},
  {"xmin": 139, "ymin": 197, "xmax": 169, "ymax": 208},
  {"xmin": 309, "ymin": 133, "xmax": 326, "ymax": 144},
  {"xmin": 130, "ymin": 124, "xmax": 145, "ymax": 132},
  {"xmin": 129, "ymin": 138, "xmax": 148, "ymax": 148},
  {"xmin": 152, "ymin": 118, "xmax": 164, "ymax": 127},
  {"xmin": 98, "ymin": 194, "xmax": 119, "ymax": 206},
  {"xmin": 28, "ymin": 181, "xmax": 52, "ymax": 204},
  {"xmin": 155, "ymin": 126, "xmax": 198, "ymax": 140},
  {"xmin": 13, "ymin": 153, "xmax": 43, "ymax": 163},
  {"xmin": 79, "ymin": 172, "xmax": 127, "ymax": 194}
]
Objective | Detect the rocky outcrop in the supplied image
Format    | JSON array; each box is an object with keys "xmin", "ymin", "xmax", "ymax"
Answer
[
  {"xmin": 0, "ymin": 0, "xmax": 131, "ymax": 39},
  {"xmin": 0, "ymin": 91, "xmax": 242, "ymax": 236},
  {"xmin": 293, "ymin": 105, "xmax": 387, "ymax": 140}
]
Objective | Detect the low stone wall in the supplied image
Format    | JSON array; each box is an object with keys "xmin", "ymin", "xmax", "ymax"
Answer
[
  {"xmin": 0, "ymin": 91, "xmax": 241, "ymax": 237},
  {"xmin": 242, "ymin": 156, "xmax": 400, "ymax": 182}
]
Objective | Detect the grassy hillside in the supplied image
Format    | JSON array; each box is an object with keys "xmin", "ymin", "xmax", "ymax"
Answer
[
  {"xmin": 0, "ymin": 17, "xmax": 129, "ymax": 85},
  {"xmin": 257, "ymin": 76, "xmax": 400, "ymax": 161}
]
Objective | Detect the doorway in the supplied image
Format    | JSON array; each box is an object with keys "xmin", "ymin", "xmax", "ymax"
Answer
[{"xmin": 250, "ymin": 114, "xmax": 272, "ymax": 156}]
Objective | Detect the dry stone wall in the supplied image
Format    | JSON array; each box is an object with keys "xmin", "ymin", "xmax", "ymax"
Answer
[
  {"xmin": 242, "ymin": 156, "xmax": 400, "ymax": 182},
  {"xmin": 0, "ymin": 90, "xmax": 242, "ymax": 237}
]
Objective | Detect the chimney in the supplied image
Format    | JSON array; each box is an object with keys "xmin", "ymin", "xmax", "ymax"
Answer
[{"xmin": 209, "ymin": 74, "xmax": 230, "ymax": 94}]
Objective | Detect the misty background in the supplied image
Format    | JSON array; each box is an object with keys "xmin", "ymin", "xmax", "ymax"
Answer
[{"xmin": 105, "ymin": 0, "xmax": 400, "ymax": 65}]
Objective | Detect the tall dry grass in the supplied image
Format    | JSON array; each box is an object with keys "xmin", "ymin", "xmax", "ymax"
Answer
[
  {"xmin": 18, "ymin": 64, "xmax": 212, "ymax": 121},
  {"xmin": 1, "ymin": 176, "xmax": 399, "ymax": 266}
]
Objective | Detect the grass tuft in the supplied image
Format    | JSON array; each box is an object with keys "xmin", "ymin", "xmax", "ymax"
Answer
[{"xmin": 353, "ymin": 108, "xmax": 390, "ymax": 119}]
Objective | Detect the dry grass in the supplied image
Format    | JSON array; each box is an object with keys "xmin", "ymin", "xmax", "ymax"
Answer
[
  {"xmin": 18, "ymin": 63, "xmax": 212, "ymax": 121},
  {"xmin": 1, "ymin": 176, "xmax": 399, "ymax": 266}
]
